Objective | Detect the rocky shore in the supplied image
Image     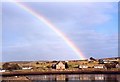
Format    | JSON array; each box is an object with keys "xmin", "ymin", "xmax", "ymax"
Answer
[{"xmin": 1, "ymin": 69, "xmax": 120, "ymax": 76}]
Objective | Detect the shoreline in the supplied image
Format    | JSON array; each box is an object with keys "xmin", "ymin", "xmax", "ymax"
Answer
[{"xmin": 1, "ymin": 70, "xmax": 120, "ymax": 76}]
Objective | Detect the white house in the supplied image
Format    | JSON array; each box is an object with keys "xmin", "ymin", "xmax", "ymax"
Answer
[
  {"xmin": 56, "ymin": 61, "xmax": 65, "ymax": 70},
  {"xmin": 94, "ymin": 65, "xmax": 105, "ymax": 69},
  {"xmin": 22, "ymin": 67, "xmax": 33, "ymax": 70},
  {"xmin": 116, "ymin": 64, "xmax": 120, "ymax": 68},
  {"xmin": 102, "ymin": 60, "xmax": 110, "ymax": 63},
  {"xmin": 103, "ymin": 58, "xmax": 119, "ymax": 63},
  {"xmin": 0, "ymin": 69, "xmax": 6, "ymax": 72},
  {"xmin": 79, "ymin": 65, "xmax": 88, "ymax": 69}
]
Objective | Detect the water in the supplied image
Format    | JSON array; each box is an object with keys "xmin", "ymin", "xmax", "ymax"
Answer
[{"xmin": 27, "ymin": 74, "xmax": 120, "ymax": 82}]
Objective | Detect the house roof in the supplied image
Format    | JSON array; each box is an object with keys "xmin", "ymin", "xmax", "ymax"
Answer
[{"xmin": 56, "ymin": 61, "xmax": 66, "ymax": 65}]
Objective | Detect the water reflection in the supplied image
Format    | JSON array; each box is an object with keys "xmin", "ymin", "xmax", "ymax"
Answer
[{"xmin": 27, "ymin": 74, "xmax": 120, "ymax": 81}]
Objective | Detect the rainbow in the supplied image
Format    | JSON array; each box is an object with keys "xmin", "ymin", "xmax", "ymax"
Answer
[{"xmin": 12, "ymin": 1, "xmax": 86, "ymax": 59}]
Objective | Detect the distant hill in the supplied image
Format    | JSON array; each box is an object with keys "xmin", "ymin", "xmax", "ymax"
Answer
[
  {"xmin": 100, "ymin": 57, "xmax": 120, "ymax": 60},
  {"xmin": 1, "ymin": 57, "xmax": 120, "ymax": 63}
]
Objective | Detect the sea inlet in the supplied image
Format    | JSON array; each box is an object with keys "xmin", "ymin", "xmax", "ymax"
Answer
[{"xmin": 2, "ymin": 74, "xmax": 120, "ymax": 82}]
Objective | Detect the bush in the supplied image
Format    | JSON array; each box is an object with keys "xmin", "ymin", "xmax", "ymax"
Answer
[{"xmin": 36, "ymin": 62, "xmax": 39, "ymax": 64}]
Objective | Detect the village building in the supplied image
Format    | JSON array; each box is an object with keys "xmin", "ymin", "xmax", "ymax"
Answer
[
  {"xmin": 102, "ymin": 60, "xmax": 111, "ymax": 63},
  {"xmin": 79, "ymin": 65, "xmax": 88, "ymax": 69},
  {"xmin": 22, "ymin": 66, "xmax": 33, "ymax": 70},
  {"xmin": 56, "ymin": 61, "xmax": 65, "ymax": 70},
  {"xmin": 102, "ymin": 57, "xmax": 120, "ymax": 64},
  {"xmin": 52, "ymin": 61, "xmax": 68, "ymax": 70},
  {"xmin": 116, "ymin": 64, "xmax": 120, "ymax": 68},
  {"xmin": 94, "ymin": 64, "xmax": 105, "ymax": 69},
  {"xmin": 0, "ymin": 69, "xmax": 6, "ymax": 72},
  {"xmin": 22, "ymin": 67, "xmax": 32, "ymax": 70}
]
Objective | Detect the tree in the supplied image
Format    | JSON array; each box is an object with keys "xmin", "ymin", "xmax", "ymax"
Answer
[
  {"xmin": 51, "ymin": 64, "xmax": 56, "ymax": 69},
  {"xmin": 36, "ymin": 62, "xmax": 39, "ymax": 64},
  {"xmin": 90, "ymin": 57, "xmax": 96, "ymax": 61},
  {"xmin": 98, "ymin": 59, "xmax": 104, "ymax": 64},
  {"xmin": 3, "ymin": 63, "xmax": 22, "ymax": 70},
  {"xmin": 105, "ymin": 63, "xmax": 116, "ymax": 69},
  {"xmin": 2, "ymin": 63, "xmax": 10, "ymax": 69},
  {"xmin": 65, "ymin": 62, "xmax": 69, "ymax": 69}
]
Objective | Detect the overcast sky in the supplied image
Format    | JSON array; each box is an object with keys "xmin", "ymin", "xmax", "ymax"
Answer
[{"xmin": 2, "ymin": 2, "xmax": 118, "ymax": 62}]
